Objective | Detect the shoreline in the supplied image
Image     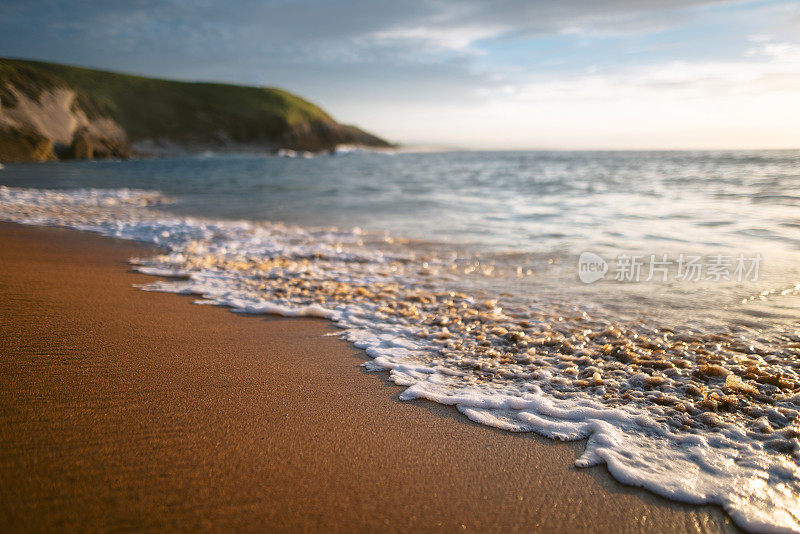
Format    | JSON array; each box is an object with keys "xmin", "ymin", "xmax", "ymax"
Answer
[
  {"xmin": 0, "ymin": 222, "xmax": 739, "ymax": 532},
  {"xmin": 0, "ymin": 142, "xmax": 399, "ymax": 165}
]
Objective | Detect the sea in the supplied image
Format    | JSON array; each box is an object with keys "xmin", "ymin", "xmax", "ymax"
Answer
[{"xmin": 1, "ymin": 149, "xmax": 799, "ymax": 532}]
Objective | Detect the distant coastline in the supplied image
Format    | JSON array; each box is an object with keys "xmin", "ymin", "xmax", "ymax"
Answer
[{"xmin": 0, "ymin": 58, "xmax": 391, "ymax": 164}]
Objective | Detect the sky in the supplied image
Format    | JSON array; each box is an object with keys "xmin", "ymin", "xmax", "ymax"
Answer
[{"xmin": 1, "ymin": 0, "xmax": 798, "ymax": 149}]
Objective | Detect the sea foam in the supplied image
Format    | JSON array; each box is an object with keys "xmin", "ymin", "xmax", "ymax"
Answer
[{"xmin": 1, "ymin": 185, "xmax": 798, "ymax": 533}]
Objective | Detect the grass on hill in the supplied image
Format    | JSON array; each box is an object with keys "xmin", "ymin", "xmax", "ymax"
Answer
[{"xmin": 1, "ymin": 58, "xmax": 341, "ymax": 145}]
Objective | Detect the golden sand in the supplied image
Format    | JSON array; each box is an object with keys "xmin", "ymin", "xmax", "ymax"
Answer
[{"xmin": 0, "ymin": 223, "xmax": 737, "ymax": 532}]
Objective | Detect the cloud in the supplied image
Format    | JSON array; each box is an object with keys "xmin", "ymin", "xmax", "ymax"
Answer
[
  {"xmin": 0, "ymin": 0, "xmax": 751, "ymax": 100},
  {"xmin": 365, "ymin": 25, "xmax": 500, "ymax": 56},
  {"xmin": 498, "ymin": 39, "xmax": 800, "ymax": 105},
  {"xmin": 1, "ymin": 0, "xmax": 737, "ymax": 66},
  {"xmin": 1, "ymin": 0, "xmax": 797, "ymax": 148}
]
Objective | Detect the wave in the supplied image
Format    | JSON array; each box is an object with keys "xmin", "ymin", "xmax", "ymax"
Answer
[{"xmin": 1, "ymin": 185, "xmax": 799, "ymax": 533}]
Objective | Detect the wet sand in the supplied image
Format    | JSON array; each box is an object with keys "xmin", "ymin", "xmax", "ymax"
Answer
[{"xmin": 0, "ymin": 222, "xmax": 739, "ymax": 532}]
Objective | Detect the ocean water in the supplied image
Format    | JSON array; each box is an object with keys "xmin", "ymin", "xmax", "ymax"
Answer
[{"xmin": 1, "ymin": 149, "xmax": 799, "ymax": 532}]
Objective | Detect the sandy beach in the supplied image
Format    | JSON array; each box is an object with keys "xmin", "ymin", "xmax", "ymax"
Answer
[{"xmin": 0, "ymin": 222, "xmax": 739, "ymax": 532}]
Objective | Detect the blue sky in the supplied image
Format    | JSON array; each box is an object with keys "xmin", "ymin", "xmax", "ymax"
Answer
[{"xmin": 2, "ymin": 0, "xmax": 798, "ymax": 148}]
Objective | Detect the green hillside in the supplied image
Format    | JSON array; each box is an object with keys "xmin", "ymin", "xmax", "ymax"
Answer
[{"xmin": 0, "ymin": 58, "xmax": 389, "ymax": 162}]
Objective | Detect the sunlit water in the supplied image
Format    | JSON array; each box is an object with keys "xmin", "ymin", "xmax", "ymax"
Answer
[{"xmin": 2, "ymin": 149, "xmax": 799, "ymax": 532}]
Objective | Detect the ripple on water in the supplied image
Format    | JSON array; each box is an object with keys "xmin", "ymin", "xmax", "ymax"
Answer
[{"xmin": 1, "ymin": 185, "xmax": 799, "ymax": 533}]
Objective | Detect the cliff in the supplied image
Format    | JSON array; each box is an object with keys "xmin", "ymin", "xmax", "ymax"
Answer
[{"xmin": 0, "ymin": 58, "xmax": 391, "ymax": 163}]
